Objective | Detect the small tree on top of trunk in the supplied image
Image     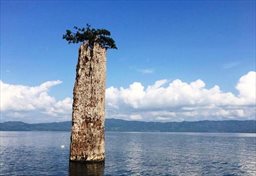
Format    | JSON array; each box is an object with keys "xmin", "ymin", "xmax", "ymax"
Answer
[{"xmin": 63, "ymin": 24, "xmax": 117, "ymax": 50}]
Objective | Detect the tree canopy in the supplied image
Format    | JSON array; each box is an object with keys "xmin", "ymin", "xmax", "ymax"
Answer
[{"xmin": 63, "ymin": 24, "xmax": 117, "ymax": 49}]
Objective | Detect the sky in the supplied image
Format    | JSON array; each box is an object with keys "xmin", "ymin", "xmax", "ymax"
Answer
[{"xmin": 1, "ymin": 0, "xmax": 255, "ymax": 123}]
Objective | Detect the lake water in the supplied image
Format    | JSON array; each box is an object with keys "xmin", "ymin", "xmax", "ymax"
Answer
[{"xmin": 0, "ymin": 132, "xmax": 255, "ymax": 176}]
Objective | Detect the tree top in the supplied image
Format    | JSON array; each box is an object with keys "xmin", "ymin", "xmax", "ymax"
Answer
[{"xmin": 63, "ymin": 24, "xmax": 117, "ymax": 50}]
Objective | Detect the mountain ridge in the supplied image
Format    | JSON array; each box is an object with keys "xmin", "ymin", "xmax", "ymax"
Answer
[{"xmin": 0, "ymin": 119, "xmax": 255, "ymax": 133}]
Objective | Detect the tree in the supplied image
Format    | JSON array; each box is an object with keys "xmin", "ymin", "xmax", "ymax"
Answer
[
  {"xmin": 63, "ymin": 24, "xmax": 117, "ymax": 49},
  {"xmin": 66, "ymin": 25, "xmax": 117, "ymax": 162}
]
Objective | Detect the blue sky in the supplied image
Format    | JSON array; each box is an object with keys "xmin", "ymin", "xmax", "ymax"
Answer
[{"xmin": 1, "ymin": 0, "xmax": 255, "ymax": 122}]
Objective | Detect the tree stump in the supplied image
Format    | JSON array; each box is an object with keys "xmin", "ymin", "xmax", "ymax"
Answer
[{"xmin": 70, "ymin": 42, "xmax": 106, "ymax": 162}]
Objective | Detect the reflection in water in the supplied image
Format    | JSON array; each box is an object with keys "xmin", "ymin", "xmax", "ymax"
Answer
[
  {"xmin": 0, "ymin": 132, "xmax": 255, "ymax": 175},
  {"xmin": 69, "ymin": 161, "xmax": 104, "ymax": 176},
  {"xmin": 124, "ymin": 134, "xmax": 143, "ymax": 173}
]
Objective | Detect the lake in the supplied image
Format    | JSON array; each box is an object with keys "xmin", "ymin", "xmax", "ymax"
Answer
[{"xmin": 0, "ymin": 131, "xmax": 255, "ymax": 176}]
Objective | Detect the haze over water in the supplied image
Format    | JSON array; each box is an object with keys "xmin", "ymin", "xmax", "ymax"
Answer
[{"xmin": 0, "ymin": 131, "xmax": 255, "ymax": 175}]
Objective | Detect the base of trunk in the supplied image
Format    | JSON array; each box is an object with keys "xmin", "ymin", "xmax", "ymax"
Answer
[{"xmin": 69, "ymin": 159, "xmax": 105, "ymax": 163}]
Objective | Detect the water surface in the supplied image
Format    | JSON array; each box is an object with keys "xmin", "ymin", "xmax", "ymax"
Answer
[{"xmin": 0, "ymin": 131, "xmax": 255, "ymax": 175}]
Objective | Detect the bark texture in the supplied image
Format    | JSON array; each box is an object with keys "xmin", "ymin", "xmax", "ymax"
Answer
[{"xmin": 70, "ymin": 42, "xmax": 106, "ymax": 162}]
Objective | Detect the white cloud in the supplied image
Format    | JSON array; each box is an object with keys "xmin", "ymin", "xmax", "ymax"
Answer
[
  {"xmin": 236, "ymin": 71, "xmax": 256, "ymax": 103},
  {"xmin": 0, "ymin": 80, "xmax": 72, "ymax": 122},
  {"xmin": 130, "ymin": 114, "xmax": 143, "ymax": 120},
  {"xmin": 106, "ymin": 71, "xmax": 256, "ymax": 121},
  {"xmin": 222, "ymin": 61, "xmax": 240, "ymax": 69},
  {"xmin": 1, "ymin": 71, "xmax": 255, "ymax": 122},
  {"xmin": 137, "ymin": 68, "xmax": 154, "ymax": 74}
]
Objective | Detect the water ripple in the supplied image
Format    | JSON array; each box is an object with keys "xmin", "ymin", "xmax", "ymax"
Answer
[{"xmin": 0, "ymin": 131, "xmax": 255, "ymax": 175}]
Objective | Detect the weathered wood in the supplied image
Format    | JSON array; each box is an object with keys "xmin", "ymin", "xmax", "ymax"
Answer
[{"xmin": 70, "ymin": 42, "xmax": 106, "ymax": 162}]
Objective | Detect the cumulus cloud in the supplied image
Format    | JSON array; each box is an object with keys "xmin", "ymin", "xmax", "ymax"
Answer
[
  {"xmin": 1, "ymin": 71, "xmax": 255, "ymax": 122},
  {"xmin": 0, "ymin": 80, "xmax": 72, "ymax": 122},
  {"xmin": 236, "ymin": 71, "xmax": 256, "ymax": 103},
  {"xmin": 106, "ymin": 71, "xmax": 256, "ymax": 121}
]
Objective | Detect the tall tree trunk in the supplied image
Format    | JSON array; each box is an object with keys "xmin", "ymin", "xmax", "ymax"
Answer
[{"xmin": 70, "ymin": 42, "xmax": 106, "ymax": 162}]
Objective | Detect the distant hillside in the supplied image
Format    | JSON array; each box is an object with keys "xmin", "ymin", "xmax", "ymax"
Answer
[
  {"xmin": 0, "ymin": 119, "xmax": 255, "ymax": 133},
  {"xmin": 0, "ymin": 121, "xmax": 71, "ymax": 131}
]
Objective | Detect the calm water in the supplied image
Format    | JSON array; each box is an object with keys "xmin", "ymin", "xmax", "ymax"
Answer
[{"xmin": 0, "ymin": 132, "xmax": 255, "ymax": 176}]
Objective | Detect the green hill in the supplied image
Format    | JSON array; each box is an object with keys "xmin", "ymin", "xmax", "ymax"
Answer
[{"xmin": 0, "ymin": 119, "xmax": 255, "ymax": 133}]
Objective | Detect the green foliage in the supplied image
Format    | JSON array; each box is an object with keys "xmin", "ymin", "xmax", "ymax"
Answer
[{"xmin": 63, "ymin": 24, "xmax": 117, "ymax": 49}]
